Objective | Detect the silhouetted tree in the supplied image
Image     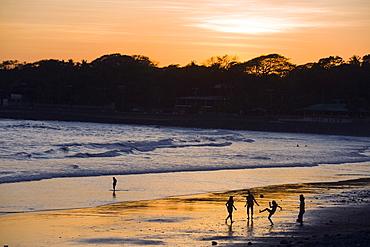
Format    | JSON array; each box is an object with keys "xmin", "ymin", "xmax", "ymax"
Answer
[
  {"xmin": 242, "ymin": 54, "xmax": 296, "ymax": 77},
  {"xmin": 1, "ymin": 52, "xmax": 369, "ymax": 115},
  {"xmin": 348, "ymin": 55, "xmax": 362, "ymax": 66},
  {"xmin": 362, "ymin": 54, "xmax": 370, "ymax": 66},
  {"xmin": 0, "ymin": 60, "xmax": 25, "ymax": 70},
  {"xmin": 317, "ymin": 56, "xmax": 344, "ymax": 69},
  {"xmin": 203, "ymin": 55, "xmax": 239, "ymax": 70}
]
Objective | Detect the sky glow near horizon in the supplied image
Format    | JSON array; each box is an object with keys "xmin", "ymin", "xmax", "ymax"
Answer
[{"xmin": 0, "ymin": 0, "xmax": 369, "ymax": 66}]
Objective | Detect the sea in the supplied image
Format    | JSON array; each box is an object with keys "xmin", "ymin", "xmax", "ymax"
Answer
[{"xmin": 1, "ymin": 118, "xmax": 369, "ymax": 214}]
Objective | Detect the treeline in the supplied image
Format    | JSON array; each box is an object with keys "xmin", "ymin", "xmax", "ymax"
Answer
[{"xmin": 1, "ymin": 53, "xmax": 369, "ymax": 114}]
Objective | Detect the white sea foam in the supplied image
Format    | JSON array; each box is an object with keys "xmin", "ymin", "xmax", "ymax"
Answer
[
  {"xmin": 0, "ymin": 118, "xmax": 370, "ymax": 213},
  {"xmin": 0, "ymin": 119, "xmax": 370, "ymax": 184}
]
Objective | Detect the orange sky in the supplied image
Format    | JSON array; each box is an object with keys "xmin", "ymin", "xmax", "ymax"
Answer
[{"xmin": 1, "ymin": 0, "xmax": 369, "ymax": 66}]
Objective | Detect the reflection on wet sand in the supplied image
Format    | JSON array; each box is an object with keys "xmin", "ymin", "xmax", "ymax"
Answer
[{"xmin": 0, "ymin": 178, "xmax": 369, "ymax": 246}]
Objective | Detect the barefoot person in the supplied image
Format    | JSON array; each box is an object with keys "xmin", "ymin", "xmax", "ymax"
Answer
[
  {"xmin": 225, "ymin": 196, "xmax": 237, "ymax": 224},
  {"xmin": 297, "ymin": 194, "xmax": 305, "ymax": 225},
  {"xmin": 260, "ymin": 200, "xmax": 282, "ymax": 225},
  {"xmin": 112, "ymin": 177, "xmax": 117, "ymax": 191},
  {"xmin": 244, "ymin": 190, "xmax": 259, "ymax": 219}
]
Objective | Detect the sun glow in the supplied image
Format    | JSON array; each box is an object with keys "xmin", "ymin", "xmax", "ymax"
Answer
[
  {"xmin": 195, "ymin": 17, "xmax": 308, "ymax": 34},
  {"xmin": 1, "ymin": 0, "xmax": 369, "ymax": 65}
]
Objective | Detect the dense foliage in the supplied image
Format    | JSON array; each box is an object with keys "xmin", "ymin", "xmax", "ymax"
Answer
[{"xmin": 1, "ymin": 53, "xmax": 369, "ymax": 115}]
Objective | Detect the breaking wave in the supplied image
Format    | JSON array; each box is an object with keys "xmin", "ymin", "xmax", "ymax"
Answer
[{"xmin": 1, "ymin": 118, "xmax": 369, "ymax": 184}]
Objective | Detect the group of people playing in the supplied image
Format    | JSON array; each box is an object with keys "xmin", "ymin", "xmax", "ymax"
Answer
[
  {"xmin": 112, "ymin": 177, "xmax": 305, "ymax": 226},
  {"xmin": 225, "ymin": 191, "xmax": 305, "ymax": 226}
]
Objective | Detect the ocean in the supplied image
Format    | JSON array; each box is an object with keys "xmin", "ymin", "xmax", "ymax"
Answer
[{"xmin": 1, "ymin": 118, "xmax": 369, "ymax": 213}]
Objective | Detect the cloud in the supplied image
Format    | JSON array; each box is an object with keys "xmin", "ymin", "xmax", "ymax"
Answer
[
  {"xmin": 183, "ymin": 0, "xmax": 366, "ymax": 35},
  {"xmin": 194, "ymin": 17, "xmax": 309, "ymax": 35}
]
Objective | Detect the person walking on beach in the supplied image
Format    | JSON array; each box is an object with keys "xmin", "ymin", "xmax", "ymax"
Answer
[
  {"xmin": 112, "ymin": 177, "xmax": 117, "ymax": 191},
  {"xmin": 225, "ymin": 196, "xmax": 237, "ymax": 224},
  {"xmin": 260, "ymin": 200, "xmax": 282, "ymax": 225},
  {"xmin": 297, "ymin": 194, "xmax": 305, "ymax": 225},
  {"xmin": 244, "ymin": 190, "xmax": 259, "ymax": 219}
]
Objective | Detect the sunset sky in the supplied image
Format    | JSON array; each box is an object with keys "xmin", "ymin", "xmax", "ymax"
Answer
[{"xmin": 1, "ymin": 0, "xmax": 369, "ymax": 66}]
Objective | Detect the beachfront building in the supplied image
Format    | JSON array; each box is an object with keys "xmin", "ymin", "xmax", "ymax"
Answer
[
  {"xmin": 174, "ymin": 96, "xmax": 227, "ymax": 114},
  {"xmin": 299, "ymin": 103, "xmax": 369, "ymax": 123}
]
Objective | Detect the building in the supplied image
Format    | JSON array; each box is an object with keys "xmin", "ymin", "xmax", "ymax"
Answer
[
  {"xmin": 298, "ymin": 103, "xmax": 369, "ymax": 123},
  {"xmin": 174, "ymin": 96, "xmax": 227, "ymax": 114}
]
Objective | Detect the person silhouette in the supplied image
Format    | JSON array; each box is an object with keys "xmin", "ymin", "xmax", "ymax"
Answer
[
  {"xmin": 225, "ymin": 196, "xmax": 237, "ymax": 224},
  {"xmin": 260, "ymin": 200, "xmax": 282, "ymax": 225},
  {"xmin": 112, "ymin": 177, "xmax": 117, "ymax": 191},
  {"xmin": 297, "ymin": 194, "xmax": 305, "ymax": 225},
  {"xmin": 244, "ymin": 190, "xmax": 259, "ymax": 219}
]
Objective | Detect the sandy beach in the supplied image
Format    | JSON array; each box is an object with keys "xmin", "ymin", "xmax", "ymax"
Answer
[
  {"xmin": 1, "ymin": 111, "xmax": 369, "ymax": 246},
  {"xmin": 1, "ymin": 178, "xmax": 369, "ymax": 247}
]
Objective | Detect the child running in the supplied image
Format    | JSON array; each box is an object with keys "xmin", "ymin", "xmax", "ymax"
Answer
[
  {"xmin": 225, "ymin": 196, "xmax": 237, "ymax": 224},
  {"xmin": 260, "ymin": 200, "xmax": 282, "ymax": 225}
]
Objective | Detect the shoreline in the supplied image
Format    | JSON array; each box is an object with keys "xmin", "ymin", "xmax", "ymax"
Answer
[
  {"xmin": 1, "ymin": 107, "xmax": 370, "ymax": 137},
  {"xmin": 1, "ymin": 178, "xmax": 369, "ymax": 246},
  {"xmin": 1, "ymin": 109, "xmax": 370, "ymax": 246},
  {"xmin": 2, "ymin": 162, "xmax": 370, "ymax": 214}
]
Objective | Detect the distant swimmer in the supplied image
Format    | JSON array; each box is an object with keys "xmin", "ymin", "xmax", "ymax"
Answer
[
  {"xmin": 225, "ymin": 196, "xmax": 237, "ymax": 224},
  {"xmin": 297, "ymin": 194, "xmax": 305, "ymax": 225},
  {"xmin": 244, "ymin": 190, "xmax": 259, "ymax": 219},
  {"xmin": 260, "ymin": 200, "xmax": 282, "ymax": 225},
  {"xmin": 113, "ymin": 177, "xmax": 117, "ymax": 191}
]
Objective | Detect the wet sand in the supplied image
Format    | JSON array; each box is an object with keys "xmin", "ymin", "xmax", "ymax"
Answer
[{"xmin": 1, "ymin": 178, "xmax": 369, "ymax": 247}]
